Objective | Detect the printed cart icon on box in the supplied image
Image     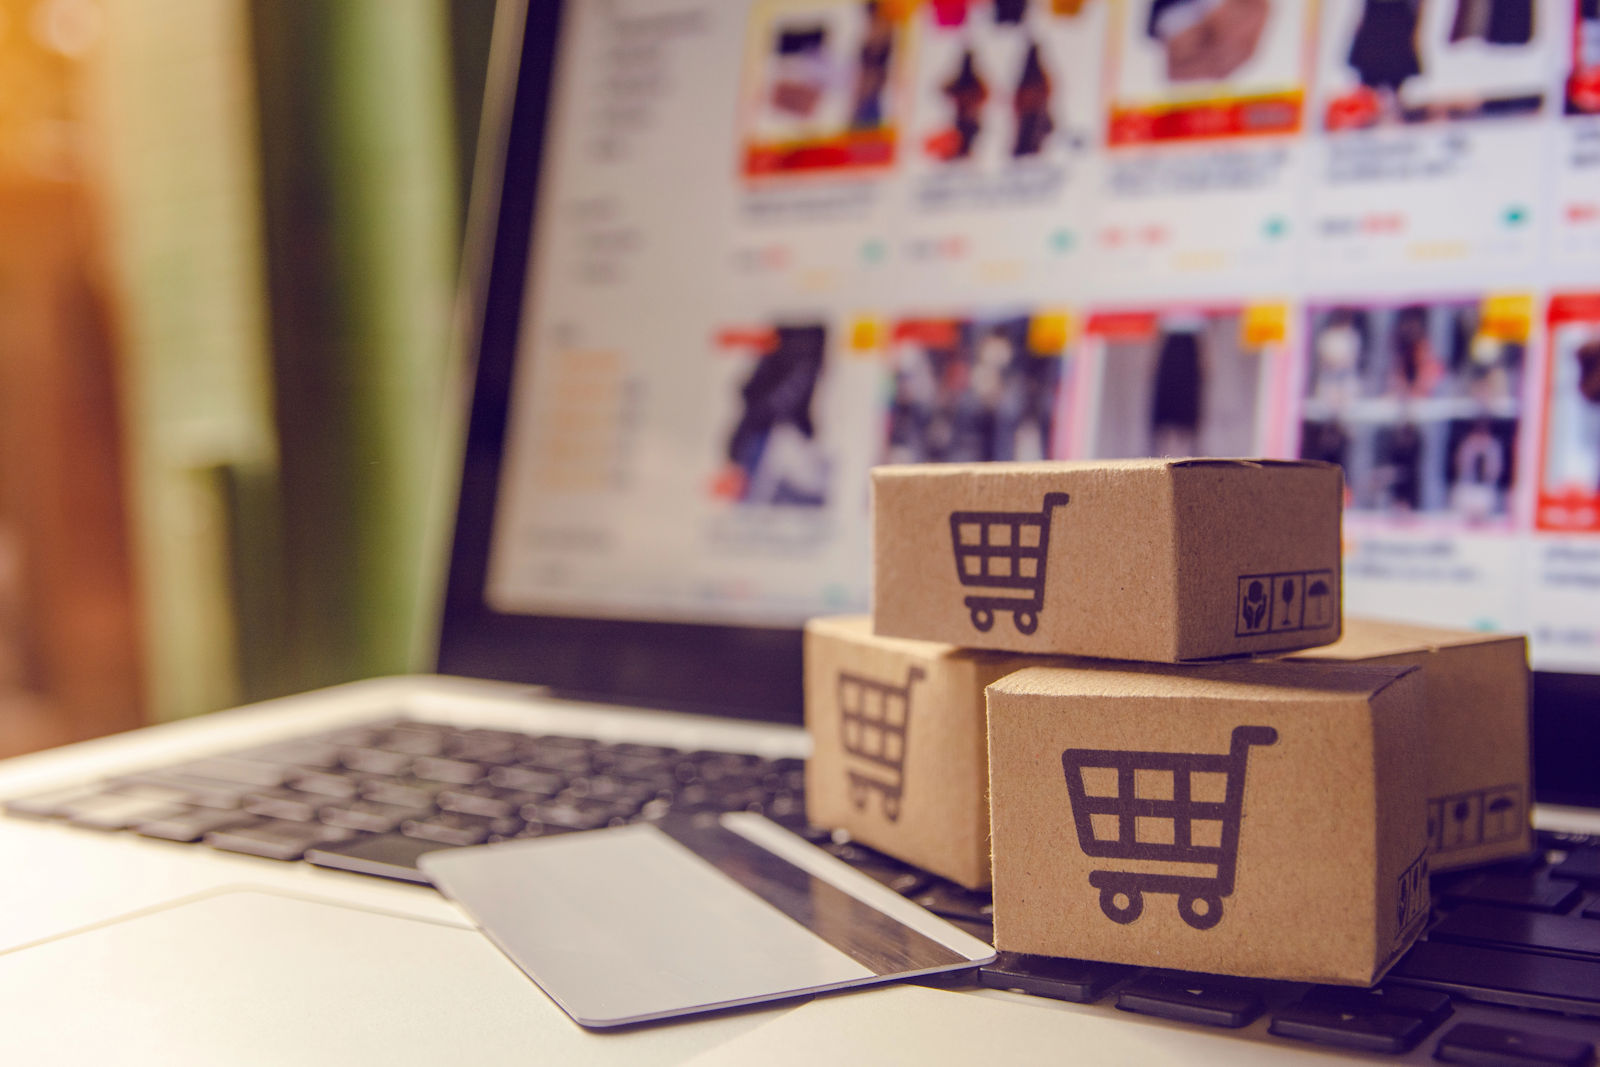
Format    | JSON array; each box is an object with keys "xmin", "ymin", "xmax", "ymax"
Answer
[
  {"xmin": 948, "ymin": 492, "xmax": 1070, "ymax": 635},
  {"xmin": 837, "ymin": 666, "xmax": 924, "ymax": 821},
  {"xmin": 1061, "ymin": 725, "xmax": 1277, "ymax": 931}
]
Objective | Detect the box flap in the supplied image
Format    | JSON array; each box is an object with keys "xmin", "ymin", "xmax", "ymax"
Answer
[
  {"xmin": 990, "ymin": 659, "xmax": 1415, "ymax": 704},
  {"xmin": 1291, "ymin": 617, "xmax": 1527, "ymax": 661},
  {"xmin": 873, "ymin": 458, "xmax": 1187, "ymax": 482},
  {"xmin": 1169, "ymin": 458, "xmax": 1339, "ymax": 473}
]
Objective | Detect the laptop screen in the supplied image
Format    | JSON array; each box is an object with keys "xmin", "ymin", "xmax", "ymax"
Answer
[{"xmin": 442, "ymin": 0, "xmax": 1600, "ymax": 797}]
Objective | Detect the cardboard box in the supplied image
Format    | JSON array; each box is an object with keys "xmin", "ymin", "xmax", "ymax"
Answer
[
  {"xmin": 1287, "ymin": 619, "xmax": 1532, "ymax": 872},
  {"xmin": 804, "ymin": 615, "xmax": 1044, "ymax": 889},
  {"xmin": 871, "ymin": 459, "xmax": 1342, "ymax": 661},
  {"xmin": 987, "ymin": 659, "xmax": 1428, "ymax": 985}
]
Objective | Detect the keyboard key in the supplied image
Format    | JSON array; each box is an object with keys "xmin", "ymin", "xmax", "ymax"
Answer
[
  {"xmin": 381, "ymin": 725, "xmax": 449, "ymax": 756},
  {"xmin": 305, "ymin": 833, "xmax": 449, "ymax": 883},
  {"xmin": 770, "ymin": 758, "xmax": 805, "ymax": 786},
  {"xmin": 178, "ymin": 756, "xmax": 288, "ymax": 788},
  {"xmin": 763, "ymin": 791, "xmax": 805, "ymax": 822},
  {"xmin": 515, "ymin": 744, "xmax": 591, "ymax": 775},
  {"xmin": 316, "ymin": 722, "xmax": 396, "ymax": 747},
  {"xmin": 340, "ymin": 747, "xmax": 413, "ymax": 777},
  {"xmin": 1554, "ymin": 851, "xmax": 1600, "ymax": 890},
  {"xmin": 531, "ymin": 733, "xmax": 599, "ymax": 751},
  {"xmin": 205, "ymin": 820, "xmax": 357, "ymax": 861},
  {"xmin": 526, "ymin": 797, "xmax": 629, "ymax": 832},
  {"xmin": 629, "ymin": 795, "xmax": 673, "ymax": 823},
  {"xmin": 700, "ymin": 785, "xmax": 766, "ymax": 813},
  {"xmin": 1300, "ymin": 984, "xmax": 1454, "ymax": 1027},
  {"xmin": 486, "ymin": 766, "xmax": 566, "ymax": 795},
  {"xmin": 565, "ymin": 775, "xmax": 664, "ymax": 807},
  {"xmin": 1388, "ymin": 941, "xmax": 1600, "ymax": 1018},
  {"xmin": 104, "ymin": 772, "xmax": 251, "ymax": 810},
  {"xmin": 1540, "ymin": 831, "xmax": 1600, "ymax": 853},
  {"xmin": 1432, "ymin": 904, "xmax": 1600, "ymax": 961},
  {"xmin": 1270, "ymin": 1002, "xmax": 1433, "ymax": 1054},
  {"xmin": 510, "ymin": 821, "xmax": 579, "ymax": 840},
  {"xmin": 4, "ymin": 785, "xmax": 115, "ymax": 819},
  {"xmin": 668, "ymin": 782, "xmax": 725, "ymax": 813},
  {"xmin": 444, "ymin": 732, "xmax": 520, "ymax": 765},
  {"xmin": 103, "ymin": 781, "xmax": 210, "ymax": 805},
  {"xmin": 1434, "ymin": 1022, "xmax": 1596, "ymax": 1066},
  {"xmin": 770, "ymin": 818, "xmax": 831, "ymax": 844},
  {"xmin": 411, "ymin": 756, "xmax": 485, "ymax": 785},
  {"xmin": 1442, "ymin": 874, "xmax": 1582, "ymax": 914},
  {"xmin": 1116, "ymin": 974, "xmax": 1266, "ymax": 1028},
  {"xmin": 136, "ymin": 808, "xmax": 254, "ymax": 842},
  {"xmin": 241, "ymin": 789, "xmax": 320, "ymax": 823},
  {"xmin": 854, "ymin": 863, "xmax": 927, "ymax": 896},
  {"xmin": 359, "ymin": 777, "xmax": 451, "ymax": 808},
  {"xmin": 401, "ymin": 813, "xmax": 504, "ymax": 846},
  {"xmin": 437, "ymin": 786, "xmax": 546, "ymax": 820},
  {"xmin": 686, "ymin": 750, "xmax": 763, "ymax": 774},
  {"xmin": 318, "ymin": 799, "xmax": 429, "ymax": 833},
  {"xmin": 1270, "ymin": 986, "xmax": 1451, "ymax": 1054},
  {"xmin": 611, "ymin": 743, "xmax": 680, "ymax": 759},
  {"xmin": 66, "ymin": 794, "xmax": 190, "ymax": 831},
  {"xmin": 605, "ymin": 754, "xmax": 679, "ymax": 782},
  {"xmin": 232, "ymin": 739, "xmax": 342, "ymax": 769},
  {"xmin": 979, "ymin": 953, "xmax": 1133, "ymax": 1004},
  {"xmin": 820, "ymin": 841, "xmax": 928, "ymax": 895},
  {"xmin": 909, "ymin": 880, "xmax": 994, "ymax": 922},
  {"xmin": 286, "ymin": 769, "xmax": 364, "ymax": 799}
]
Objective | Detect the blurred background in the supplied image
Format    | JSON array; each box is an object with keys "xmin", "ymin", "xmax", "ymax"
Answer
[{"xmin": 0, "ymin": 0, "xmax": 497, "ymax": 757}]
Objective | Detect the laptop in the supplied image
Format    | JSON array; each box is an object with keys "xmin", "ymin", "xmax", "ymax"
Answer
[{"xmin": 5, "ymin": 0, "xmax": 1600, "ymax": 1061}]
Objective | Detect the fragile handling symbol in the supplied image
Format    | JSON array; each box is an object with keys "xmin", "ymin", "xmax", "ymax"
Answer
[
  {"xmin": 1240, "ymin": 580, "xmax": 1268, "ymax": 630},
  {"xmin": 1236, "ymin": 570, "xmax": 1333, "ymax": 635},
  {"xmin": 1061, "ymin": 726, "xmax": 1277, "ymax": 931}
]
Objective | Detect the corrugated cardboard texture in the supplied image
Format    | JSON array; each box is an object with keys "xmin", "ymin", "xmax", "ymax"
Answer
[
  {"xmin": 872, "ymin": 459, "xmax": 1342, "ymax": 661},
  {"xmin": 987, "ymin": 659, "xmax": 1427, "ymax": 985},
  {"xmin": 1289, "ymin": 618, "xmax": 1532, "ymax": 872},
  {"xmin": 803, "ymin": 616, "xmax": 1045, "ymax": 888}
]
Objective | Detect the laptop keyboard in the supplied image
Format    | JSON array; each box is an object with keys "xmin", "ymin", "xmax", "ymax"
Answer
[
  {"xmin": 5, "ymin": 718, "xmax": 821, "ymax": 882},
  {"xmin": 9, "ymin": 717, "xmax": 1600, "ymax": 1062}
]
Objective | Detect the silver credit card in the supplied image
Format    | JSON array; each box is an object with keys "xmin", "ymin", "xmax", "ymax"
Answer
[{"xmin": 420, "ymin": 813, "xmax": 995, "ymax": 1028}]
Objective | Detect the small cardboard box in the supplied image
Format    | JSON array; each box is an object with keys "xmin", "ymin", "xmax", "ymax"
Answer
[
  {"xmin": 1288, "ymin": 618, "xmax": 1532, "ymax": 872},
  {"xmin": 987, "ymin": 659, "xmax": 1429, "ymax": 985},
  {"xmin": 871, "ymin": 459, "xmax": 1342, "ymax": 661},
  {"xmin": 804, "ymin": 615, "xmax": 1043, "ymax": 889}
]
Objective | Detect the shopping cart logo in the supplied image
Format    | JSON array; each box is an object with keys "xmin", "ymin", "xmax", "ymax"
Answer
[
  {"xmin": 837, "ymin": 666, "xmax": 924, "ymax": 822},
  {"xmin": 949, "ymin": 492, "xmax": 1070, "ymax": 635},
  {"xmin": 1395, "ymin": 850, "xmax": 1429, "ymax": 942},
  {"xmin": 1427, "ymin": 784, "xmax": 1522, "ymax": 854},
  {"xmin": 1061, "ymin": 725, "xmax": 1278, "ymax": 931}
]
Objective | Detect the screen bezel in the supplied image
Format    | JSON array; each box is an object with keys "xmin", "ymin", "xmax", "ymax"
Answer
[
  {"xmin": 438, "ymin": 0, "xmax": 1600, "ymax": 786},
  {"xmin": 436, "ymin": 0, "xmax": 802, "ymax": 724}
]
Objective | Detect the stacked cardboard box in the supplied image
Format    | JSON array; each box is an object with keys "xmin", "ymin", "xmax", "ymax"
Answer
[
  {"xmin": 1287, "ymin": 620, "xmax": 1533, "ymax": 873},
  {"xmin": 805, "ymin": 459, "xmax": 1531, "ymax": 986}
]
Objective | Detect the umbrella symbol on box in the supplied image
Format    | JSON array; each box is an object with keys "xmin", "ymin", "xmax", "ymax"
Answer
[
  {"xmin": 1481, "ymin": 786, "xmax": 1522, "ymax": 845},
  {"xmin": 1303, "ymin": 574, "xmax": 1334, "ymax": 628}
]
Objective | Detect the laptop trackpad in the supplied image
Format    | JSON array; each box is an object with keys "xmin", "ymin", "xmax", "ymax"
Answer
[
  {"xmin": 0, "ymin": 887, "xmax": 785, "ymax": 1064},
  {"xmin": 419, "ymin": 814, "xmax": 995, "ymax": 1028}
]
